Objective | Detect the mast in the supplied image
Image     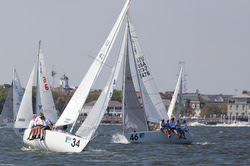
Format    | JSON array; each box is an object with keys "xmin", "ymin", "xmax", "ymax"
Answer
[
  {"xmin": 122, "ymin": 19, "xmax": 128, "ymax": 134},
  {"xmin": 127, "ymin": 21, "xmax": 149, "ymax": 130},
  {"xmin": 36, "ymin": 40, "xmax": 41, "ymax": 116}
]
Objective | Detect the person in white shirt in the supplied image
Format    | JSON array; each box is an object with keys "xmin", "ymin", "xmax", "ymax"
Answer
[
  {"xmin": 169, "ymin": 118, "xmax": 180, "ymax": 138},
  {"xmin": 27, "ymin": 116, "xmax": 37, "ymax": 140},
  {"xmin": 28, "ymin": 112, "xmax": 44, "ymax": 140},
  {"xmin": 40, "ymin": 116, "xmax": 52, "ymax": 141},
  {"xmin": 182, "ymin": 120, "xmax": 189, "ymax": 139}
]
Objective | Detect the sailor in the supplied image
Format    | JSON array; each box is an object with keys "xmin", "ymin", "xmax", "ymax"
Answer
[
  {"xmin": 182, "ymin": 120, "xmax": 188, "ymax": 139},
  {"xmin": 34, "ymin": 113, "xmax": 45, "ymax": 139},
  {"xmin": 169, "ymin": 118, "xmax": 180, "ymax": 138},
  {"xmin": 160, "ymin": 119, "xmax": 165, "ymax": 132},
  {"xmin": 27, "ymin": 116, "xmax": 37, "ymax": 140},
  {"xmin": 40, "ymin": 115, "xmax": 52, "ymax": 141},
  {"xmin": 164, "ymin": 119, "xmax": 171, "ymax": 138},
  {"xmin": 176, "ymin": 120, "xmax": 184, "ymax": 139}
]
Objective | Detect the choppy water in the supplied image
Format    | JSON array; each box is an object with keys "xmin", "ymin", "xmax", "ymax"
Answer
[{"xmin": 0, "ymin": 124, "xmax": 249, "ymax": 165}]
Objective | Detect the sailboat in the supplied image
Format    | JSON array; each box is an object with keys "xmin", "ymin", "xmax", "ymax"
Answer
[
  {"xmin": 0, "ymin": 69, "xmax": 23, "ymax": 128},
  {"xmin": 14, "ymin": 41, "xmax": 58, "ymax": 135},
  {"xmin": 23, "ymin": 0, "xmax": 131, "ymax": 152},
  {"xmin": 122, "ymin": 19, "xmax": 193, "ymax": 144}
]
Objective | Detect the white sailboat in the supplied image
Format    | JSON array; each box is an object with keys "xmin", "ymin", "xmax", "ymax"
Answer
[
  {"xmin": 14, "ymin": 41, "xmax": 58, "ymax": 135},
  {"xmin": 23, "ymin": 0, "xmax": 131, "ymax": 152},
  {"xmin": 0, "ymin": 69, "xmax": 23, "ymax": 128},
  {"xmin": 122, "ymin": 19, "xmax": 193, "ymax": 144}
]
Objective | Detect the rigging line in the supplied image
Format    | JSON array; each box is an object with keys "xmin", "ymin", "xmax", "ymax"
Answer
[{"xmin": 87, "ymin": 54, "xmax": 113, "ymax": 69}]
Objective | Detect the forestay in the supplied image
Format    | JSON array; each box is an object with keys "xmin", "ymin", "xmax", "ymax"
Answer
[
  {"xmin": 167, "ymin": 68, "xmax": 182, "ymax": 118},
  {"xmin": 13, "ymin": 68, "xmax": 24, "ymax": 121},
  {"xmin": 14, "ymin": 65, "xmax": 36, "ymax": 129},
  {"xmin": 55, "ymin": 0, "xmax": 131, "ymax": 127},
  {"xmin": 75, "ymin": 23, "xmax": 128, "ymax": 140},
  {"xmin": 37, "ymin": 42, "xmax": 58, "ymax": 124},
  {"xmin": 0, "ymin": 83, "xmax": 14, "ymax": 123},
  {"xmin": 128, "ymin": 20, "xmax": 168, "ymax": 123}
]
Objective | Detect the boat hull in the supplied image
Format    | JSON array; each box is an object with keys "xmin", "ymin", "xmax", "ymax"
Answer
[
  {"xmin": 124, "ymin": 130, "xmax": 193, "ymax": 144},
  {"xmin": 23, "ymin": 129, "xmax": 89, "ymax": 152},
  {"xmin": 0, "ymin": 123, "xmax": 14, "ymax": 128}
]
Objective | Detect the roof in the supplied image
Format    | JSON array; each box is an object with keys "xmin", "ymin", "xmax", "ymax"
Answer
[
  {"xmin": 232, "ymin": 94, "xmax": 250, "ymax": 98},
  {"xmin": 84, "ymin": 100, "xmax": 122, "ymax": 107}
]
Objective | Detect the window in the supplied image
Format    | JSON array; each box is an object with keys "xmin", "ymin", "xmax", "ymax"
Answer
[
  {"xmin": 230, "ymin": 105, "xmax": 232, "ymax": 110},
  {"xmin": 236, "ymin": 105, "xmax": 239, "ymax": 111},
  {"xmin": 242, "ymin": 105, "xmax": 245, "ymax": 110},
  {"xmin": 236, "ymin": 112, "xmax": 239, "ymax": 117}
]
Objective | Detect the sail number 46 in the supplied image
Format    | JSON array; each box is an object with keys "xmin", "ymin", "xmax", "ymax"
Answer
[
  {"xmin": 130, "ymin": 133, "xmax": 138, "ymax": 141},
  {"xmin": 71, "ymin": 138, "xmax": 80, "ymax": 147}
]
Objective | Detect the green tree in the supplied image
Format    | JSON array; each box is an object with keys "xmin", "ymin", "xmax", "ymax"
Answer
[
  {"xmin": 0, "ymin": 85, "xmax": 9, "ymax": 113},
  {"xmin": 200, "ymin": 103, "xmax": 223, "ymax": 117},
  {"xmin": 111, "ymin": 89, "xmax": 122, "ymax": 102}
]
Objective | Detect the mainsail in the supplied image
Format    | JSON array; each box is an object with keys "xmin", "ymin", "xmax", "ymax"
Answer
[
  {"xmin": 13, "ymin": 68, "xmax": 24, "ymax": 121},
  {"xmin": 14, "ymin": 65, "xmax": 36, "ymax": 129},
  {"xmin": 37, "ymin": 41, "xmax": 58, "ymax": 123},
  {"xmin": 167, "ymin": 68, "xmax": 183, "ymax": 118},
  {"xmin": 128, "ymin": 20, "xmax": 168, "ymax": 123},
  {"xmin": 0, "ymin": 83, "xmax": 14, "ymax": 123},
  {"xmin": 55, "ymin": 0, "xmax": 131, "ymax": 127},
  {"xmin": 75, "ymin": 22, "xmax": 128, "ymax": 140}
]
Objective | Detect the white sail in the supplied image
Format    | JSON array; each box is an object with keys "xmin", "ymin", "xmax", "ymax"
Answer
[
  {"xmin": 128, "ymin": 20, "xmax": 168, "ymax": 123},
  {"xmin": 55, "ymin": 0, "xmax": 131, "ymax": 127},
  {"xmin": 13, "ymin": 68, "xmax": 24, "ymax": 121},
  {"xmin": 175, "ymin": 78, "xmax": 182, "ymax": 119},
  {"xmin": 167, "ymin": 67, "xmax": 183, "ymax": 118},
  {"xmin": 75, "ymin": 23, "xmax": 128, "ymax": 139},
  {"xmin": 37, "ymin": 41, "xmax": 58, "ymax": 123},
  {"xmin": 0, "ymin": 82, "xmax": 14, "ymax": 124},
  {"xmin": 14, "ymin": 65, "xmax": 35, "ymax": 129}
]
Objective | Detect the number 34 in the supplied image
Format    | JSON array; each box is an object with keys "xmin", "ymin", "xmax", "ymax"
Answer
[{"xmin": 71, "ymin": 138, "xmax": 80, "ymax": 147}]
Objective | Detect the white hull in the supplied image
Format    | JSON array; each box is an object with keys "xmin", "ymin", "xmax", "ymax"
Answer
[
  {"xmin": 23, "ymin": 129, "xmax": 89, "ymax": 152},
  {"xmin": 0, "ymin": 123, "xmax": 14, "ymax": 128},
  {"xmin": 124, "ymin": 130, "xmax": 193, "ymax": 144}
]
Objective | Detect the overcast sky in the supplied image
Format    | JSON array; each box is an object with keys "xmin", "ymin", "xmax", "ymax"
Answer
[{"xmin": 0, "ymin": 0, "xmax": 250, "ymax": 95}]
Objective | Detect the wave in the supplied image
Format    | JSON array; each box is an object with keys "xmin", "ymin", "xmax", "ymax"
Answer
[
  {"xmin": 111, "ymin": 133, "xmax": 129, "ymax": 144},
  {"xmin": 188, "ymin": 122, "xmax": 206, "ymax": 126},
  {"xmin": 214, "ymin": 122, "xmax": 250, "ymax": 127},
  {"xmin": 196, "ymin": 142, "xmax": 216, "ymax": 145}
]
